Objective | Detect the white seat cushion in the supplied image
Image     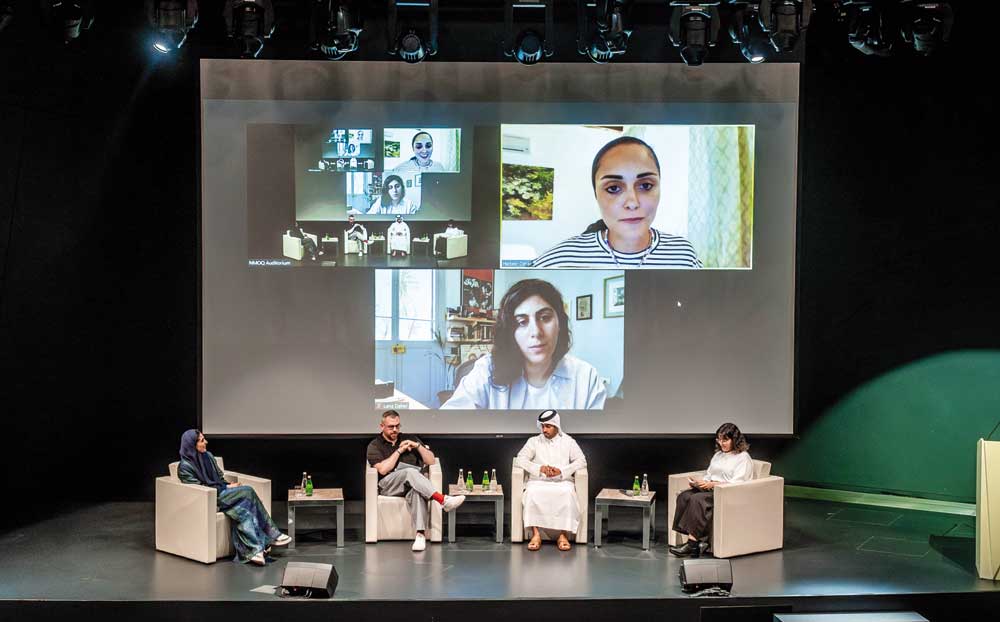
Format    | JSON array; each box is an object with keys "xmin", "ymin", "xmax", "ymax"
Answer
[{"xmin": 377, "ymin": 495, "xmax": 420, "ymax": 540}]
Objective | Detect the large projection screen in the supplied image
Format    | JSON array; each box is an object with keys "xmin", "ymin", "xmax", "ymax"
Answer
[{"xmin": 201, "ymin": 60, "xmax": 798, "ymax": 435}]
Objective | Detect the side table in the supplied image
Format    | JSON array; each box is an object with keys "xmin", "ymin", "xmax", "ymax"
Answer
[
  {"xmin": 594, "ymin": 488, "xmax": 656, "ymax": 550},
  {"xmin": 287, "ymin": 487, "xmax": 345, "ymax": 549},
  {"xmin": 320, "ymin": 237, "xmax": 339, "ymax": 257},
  {"xmin": 447, "ymin": 484, "xmax": 504, "ymax": 543}
]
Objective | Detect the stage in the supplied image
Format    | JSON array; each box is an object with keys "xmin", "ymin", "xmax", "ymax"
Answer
[{"xmin": 1, "ymin": 497, "xmax": 998, "ymax": 621}]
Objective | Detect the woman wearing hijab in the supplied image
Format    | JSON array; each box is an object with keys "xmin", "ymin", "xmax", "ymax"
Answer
[{"xmin": 177, "ymin": 429, "xmax": 290, "ymax": 565}]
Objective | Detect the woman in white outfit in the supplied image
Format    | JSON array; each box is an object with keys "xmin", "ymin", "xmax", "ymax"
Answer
[
  {"xmin": 368, "ymin": 174, "xmax": 419, "ymax": 215},
  {"xmin": 515, "ymin": 410, "xmax": 587, "ymax": 551},
  {"xmin": 670, "ymin": 422, "xmax": 754, "ymax": 557},
  {"xmin": 440, "ymin": 279, "xmax": 606, "ymax": 410}
]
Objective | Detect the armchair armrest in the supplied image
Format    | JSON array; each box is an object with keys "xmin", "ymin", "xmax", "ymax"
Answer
[
  {"xmin": 428, "ymin": 463, "xmax": 443, "ymax": 542},
  {"xmin": 225, "ymin": 471, "xmax": 272, "ymax": 516},
  {"xmin": 713, "ymin": 475, "xmax": 785, "ymax": 558},
  {"xmin": 511, "ymin": 458, "xmax": 526, "ymax": 542},
  {"xmin": 667, "ymin": 470, "xmax": 708, "ymax": 546},
  {"xmin": 365, "ymin": 464, "xmax": 378, "ymax": 543},
  {"xmin": 155, "ymin": 476, "xmax": 219, "ymax": 563},
  {"xmin": 574, "ymin": 467, "xmax": 589, "ymax": 544}
]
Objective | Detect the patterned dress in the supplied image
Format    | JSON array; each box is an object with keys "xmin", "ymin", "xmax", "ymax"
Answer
[{"xmin": 178, "ymin": 455, "xmax": 282, "ymax": 563}]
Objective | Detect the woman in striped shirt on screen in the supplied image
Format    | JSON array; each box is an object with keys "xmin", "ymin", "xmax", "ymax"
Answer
[{"xmin": 531, "ymin": 136, "xmax": 702, "ymax": 269}]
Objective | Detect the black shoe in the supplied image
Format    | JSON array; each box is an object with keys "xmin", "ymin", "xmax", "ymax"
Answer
[
  {"xmin": 698, "ymin": 541, "xmax": 712, "ymax": 557},
  {"xmin": 669, "ymin": 540, "xmax": 702, "ymax": 557}
]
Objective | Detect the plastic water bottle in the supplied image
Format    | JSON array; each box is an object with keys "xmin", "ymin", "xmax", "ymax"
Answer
[
  {"xmin": 458, "ymin": 468, "xmax": 465, "ymax": 488},
  {"xmin": 466, "ymin": 470, "xmax": 474, "ymax": 492},
  {"xmin": 297, "ymin": 472, "xmax": 307, "ymax": 497},
  {"xmin": 641, "ymin": 473, "xmax": 649, "ymax": 496},
  {"xmin": 490, "ymin": 468, "xmax": 497, "ymax": 491},
  {"xmin": 482, "ymin": 470, "xmax": 490, "ymax": 488},
  {"xmin": 305, "ymin": 475, "xmax": 314, "ymax": 496},
  {"xmin": 632, "ymin": 475, "xmax": 640, "ymax": 494}
]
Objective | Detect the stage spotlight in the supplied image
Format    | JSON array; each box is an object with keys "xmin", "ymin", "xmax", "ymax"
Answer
[
  {"xmin": 576, "ymin": 0, "xmax": 632, "ymax": 64},
  {"xmin": 41, "ymin": 1, "xmax": 95, "ymax": 44},
  {"xmin": 729, "ymin": 2, "xmax": 771, "ymax": 63},
  {"xmin": 387, "ymin": 0, "xmax": 437, "ymax": 64},
  {"xmin": 668, "ymin": 2, "xmax": 720, "ymax": 67},
  {"xmin": 899, "ymin": 0, "xmax": 952, "ymax": 56},
  {"xmin": 310, "ymin": 1, "xmax": 362, "ymax": 60},
  {"xmin": 223, "ymin": 0, "xmax": 275, "ymax": 59},
  {"xmin": 504, "ymin": 0, "xmax": 554, "ymax": 65},
  {"xmin": 759, "ymin": 0, "xmax": 811, "ymax": 53},
  {"xmin": 0, "ymin": 1, "xmax": 13, "ymax": 35},
  {"xmin": 146, "ymin": 1, "xmax": 198, "ymax": 54},
  {"xmin": 843, "ymin": 1, "xmax": 893, "ymax": 57}
]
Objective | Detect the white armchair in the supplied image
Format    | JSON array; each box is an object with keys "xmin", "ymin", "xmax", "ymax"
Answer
[
  {"xmin": 283, "ymin": 231, "xmax": 318, "ymax": 260},
  {"xmin": 433, "ymin": 233, "xmax": 468, "ymax": 259},
  {"xmin": 155, "ymin": 457, "xmax": 272, "ymax": 563},
  {"xmin": 511, "ymin": 457, "xmax": 589, "ymax": 544},
  {"xmin": 344, "ymin": 230, "xmax": 368, "ymax": 255},
  {"xmin": 365, "ymin": 462, "xmax": 443, "ymax": 543},
  {"xmin": 666, "ymin": 459, "xmax": 784, "ymax": 559}
]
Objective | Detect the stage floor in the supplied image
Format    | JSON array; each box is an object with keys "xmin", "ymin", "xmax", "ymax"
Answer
[{"xmin": 0, "ymin": 497, "xmax": 996, "ymax": 605}]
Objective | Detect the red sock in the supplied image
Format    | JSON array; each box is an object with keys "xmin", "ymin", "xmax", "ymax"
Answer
[{"xmin": 431, "ymin": 492, "xmax": 445, "ymax": 505}]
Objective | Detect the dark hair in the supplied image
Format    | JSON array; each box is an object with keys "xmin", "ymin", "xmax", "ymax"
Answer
[
  {"xmin": 490, "ymin": 279, "xmax": 571, "ymax": 387},
  {"xmin": 381, "ymin": 174, "xmax": 406, "ymax": 207},
  {"xmin": 583, "ymin": 136, "xmax": 661, "ymax": 235},
  {"xmin": 412, "ymin": 131, "xmax": 432, "ymax": 147},
  {"xmin": 590, "ymin": 136, "xmax": 660, "ymax": 190},
  {"xmin": 714, "ymin": 422, "xmax": 750, "ymax": 454},
  {"xmin": 381, "ymin": 410, "xmax": 400, "ymax": 422}
]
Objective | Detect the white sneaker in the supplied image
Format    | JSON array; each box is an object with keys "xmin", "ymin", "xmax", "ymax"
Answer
[
  {"xmin": 272, "ymin": 534, "xmax": 292, "ymax": 547},
  {"xmin": 442, "ymin": 495, "xmax": 466, "ymax": 512},
  {"xmin": 411, "ymin": 534, "xmax": 427, "ymax": 552},
  {"xmin": 250, "ymin": 552, "xmax": 266, "ymax": 566}
]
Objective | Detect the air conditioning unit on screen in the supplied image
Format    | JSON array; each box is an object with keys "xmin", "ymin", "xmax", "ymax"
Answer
[{"xmin": 502, "ymin": 134, "xmax": 531, "ymax": 154}]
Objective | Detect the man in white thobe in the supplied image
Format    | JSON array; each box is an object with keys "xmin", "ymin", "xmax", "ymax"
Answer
[
  {"xmin": 515, "ymin": 410, "xmax": 587, "ymax": 551},
  {"xmin": 387, "ymin": 215, "xmax": 411, "ymax": 257}
]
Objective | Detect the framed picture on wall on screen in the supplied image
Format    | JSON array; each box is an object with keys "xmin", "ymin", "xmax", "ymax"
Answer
[
  {"xmin": 576, "ymin": 294, "xmax": 592, "ymax": 321},
  {"xmin": 604, "ymin": 275, "xmax": 625, "ymax": 318}
]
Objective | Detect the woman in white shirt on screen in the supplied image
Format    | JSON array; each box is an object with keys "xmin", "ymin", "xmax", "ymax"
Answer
[
  {"xmin": 392, "ymin": 131, "xmax": 447, "ymax": 173},
  {"xmin": 531, "ymin": 136, "xmax": 702, "ymax": 269},
  {"xmin": 441, "ymin": 278, "xmax": 606, "ymax": 411},
  {"xmin": 669, "ymin": 422, "xmax": 754, "ymax": 558},
  {"xmin": 368, "ymin": 175, "xmax": 419, "ymax": 215}
]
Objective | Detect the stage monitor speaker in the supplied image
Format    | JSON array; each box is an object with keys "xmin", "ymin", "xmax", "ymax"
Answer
[
  {"xmin": 280, "ymin": 561, "xmax": 338, "ymax": 598},
  {"xmin": 679, "ymin": 558, "xmax": 732, "ymax": 593}
]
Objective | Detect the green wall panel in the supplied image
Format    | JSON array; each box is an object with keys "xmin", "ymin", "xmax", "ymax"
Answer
[{"xmin": 777, "ymin": 350, "xmax": 1000, "ymax": 503}]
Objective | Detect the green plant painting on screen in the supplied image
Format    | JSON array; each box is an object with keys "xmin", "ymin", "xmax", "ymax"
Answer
[{"xmin": 502, "ymin": 163, "xmax": 554, "ymax": 221}]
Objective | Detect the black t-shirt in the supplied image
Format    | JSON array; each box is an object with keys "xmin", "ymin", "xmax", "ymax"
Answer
[{"xmin": 366, "ymin": 433, "xmax": 425, "ymax": 479}]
